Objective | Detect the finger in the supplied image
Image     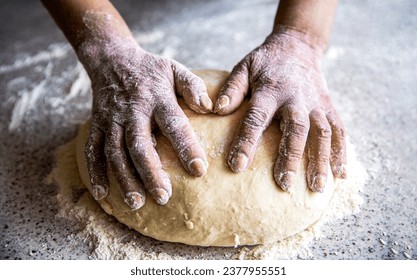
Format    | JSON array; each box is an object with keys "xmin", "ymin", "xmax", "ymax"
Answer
[
  {"xmin": 171, "ymin": 61, "xmax": 213, "ymax": 113},
  {"xmin": 214, "ymin": 59, "xmax": 249, "ymax": 115},
  {"xmin": 327, "ymin": 110, "xmax": 347, "ymax": 179},
  {"xmin": 306, "ymin": 109, "xmax": 332, "ymax": 192},
  {"xmin": 85, "ymin": 123, "xmax": 109, "ymax": 201},
  {"xmin": 274, "ymin": 105, "xmax": 310, "ymax": 191},
  {"xmin": 125, "ymin": 115, "xmax": 173, "ymax": 205},
  {"xmin": 228, "ymin": 92, "xmax": 278, "ymax": 173},
  {"xmin": 154, "ymin": 103, "xmax": 208, "ymax": 177},
  {"xmin": 105, "ymin": 122, "xmax": 146, "ymax": 210}
]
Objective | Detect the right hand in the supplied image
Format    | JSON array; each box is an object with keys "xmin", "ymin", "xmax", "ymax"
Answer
[
  {"xmin": 214, "ymin": 28, "xmax": 347, "ymax": 192},
  {"xmin": 79, "ymin": 37, "xmax": 212, "ymax": 210}
]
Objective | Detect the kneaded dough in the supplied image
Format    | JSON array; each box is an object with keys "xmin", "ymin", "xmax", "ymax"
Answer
[{"xmin": 76, "ymin": 69, "xmax": 337, "ymax": 247}]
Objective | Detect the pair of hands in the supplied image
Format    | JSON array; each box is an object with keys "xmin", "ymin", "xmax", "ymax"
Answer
[{"xmin": 81, "ymin": 28, "xmax": 347, "ymax": 210}]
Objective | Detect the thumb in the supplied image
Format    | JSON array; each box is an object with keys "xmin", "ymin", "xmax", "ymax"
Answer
[
  {"xmin": 214, "ymin": 59, "xmax": 249, "ymax": 115},
  {"xmin": 171, "ymin": 61, "xmax": 212, "ymax": 114}
]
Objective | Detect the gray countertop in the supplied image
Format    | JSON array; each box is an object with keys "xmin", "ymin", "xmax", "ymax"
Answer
[{"xmin": 0, "ymin": 0, "xmax": 416, "ymax": 259}]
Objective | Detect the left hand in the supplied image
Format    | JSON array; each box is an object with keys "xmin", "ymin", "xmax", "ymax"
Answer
[
  {"xmin": 79, "ymin": 38, "xmax": 211, "ymax": 209},
  {"xmin": 214, "ymin": 27, "xmax": 347, "ymax": 192}
]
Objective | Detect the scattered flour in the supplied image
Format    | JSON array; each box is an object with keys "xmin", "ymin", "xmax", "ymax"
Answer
[
  {"xmin": 0, "ymin": 43, "xmax": 70, "ymax": 74},
  {"xmin": 3, "ymin": 44, "xmax": 92, "ymax": 131},
  {"xmin": 134, "ymin": 30, "xmax": 165, "ymax": 45},
  {"xmin": 48, "ymin": 136, "xmax": 366, "ymax": 260},
  {"xmin": 326, "ymin": 46, "xmax": 346, "ymax": 61}
]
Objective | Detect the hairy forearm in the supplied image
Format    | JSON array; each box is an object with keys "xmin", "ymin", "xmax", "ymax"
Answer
[
  {"xmin": 41, "ymin": 0, "xmax": 133, "ymax": 50},
  {"xmin": 274, "ymin": 0, "xmax": 338, "ymax": 49}
]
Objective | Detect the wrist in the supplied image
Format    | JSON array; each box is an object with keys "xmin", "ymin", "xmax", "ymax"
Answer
[
  {"xmin": 76, "ymin": 34, "xmax": 144, "ymax": 76},
  {"xmin": 269, "ymin": 24, "xmax": 326, "ymax": 56},
  {"xmin": 74, "ymin": 10, "xmax": 143, "ymax": 72}
]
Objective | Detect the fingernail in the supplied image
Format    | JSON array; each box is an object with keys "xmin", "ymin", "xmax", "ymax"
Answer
[
  {"xmin": 230, "ymin": 153, "xmax": 248, "ymax": 173},
  {"xmin": 312, "ymin": 174, "xmax": 327, "ymax": 192},
  {"xmin": 92, "ymin": 185, "xmax": 108, "ymax": 200},
  {"xmin": 214, "ymin": 96, "xmax": 230, "ymax": 112},
  {"xmin": 152, "ymin": 189, "xmax": 170, "ymax": 205},
  {"xmin": 124, "ymin": 192, "xmax": 145, "ymax": 210},
  {"xmin": 188, "ymin": 158, "xmax": 207, "ymax": 177},
  {"xmin": 200, "ymin": 94, "xmax": 213, "ymax": 111},
  {"xmin": 277, "ymin": 171, "xmax": 296, "ymax": 191}
]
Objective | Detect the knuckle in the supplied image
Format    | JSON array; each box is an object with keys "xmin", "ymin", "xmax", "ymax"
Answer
[
  {"xmin": 222, "ymin": 63, "xmax": 248, "ymax": 92},
  {"xmin": 332, "ymin": 123, "xmax": 346, "ymax": 139},
  {"xmin": 279, "ymin": 142, "xmax": 304, "ymax": 161},
  {"xmin": 227, "ymin": 75, "xmax": 247, "ymax": 90},
  {"xmin": 284, "ymin": 106, "xmax": 310, "ymax": 135},
  {"xmin": 243, "ymin": 107, "xmax": 269, "ymax": 128},
  {"xmin": 278, "ymin": 151, "xmax": 303, "ymax": 170},
  {"xmin": 141, "ymin": 172, "xmax": 155, "ymax": 185},
  {"xmin": 327, "ymin": 111, "xmax": 345, "ymax": 133},
  {"xmin": 129, "ymin": 137, "xmax": 151, "ymax": 155},
  {"xmin": 326, "ymin": 114, "xmax": 346, "ymax": 140},
  {"xmin": 126, "ymin": 132, "xmax": 150, "ymax": 152},
  {"xmin": 233, "ymin": 134, "xmax": 257, "ymax": 152},
  {"xmin": 284, "ymin": 152, "xmax": 303, "ymax": 163},
  {"xmin": 315, "ymin": 123, "xmax": 332, "ymax": 138},
  {"xmin": 180, "ymin": 75, "xmax": 201, "ymax": 92},
  {"xmin": 310, "ymin": 152, "xmax": 330, "ymax": 165},
  {"xmin": 190, "ymin": 75, "xmax": 205, "ymax": 88},
  {"xmin": 104, "ymin": 141, "xmax": 122, "ymax": 161},
  {"xmin": 222, "ymin": 80, "xmax": 240, "ymax": 93},
  {"xmin": 331, "ymin": 144, "xmax": 344, "ymax": 156},
  {"xmin": 161, "ymin": 115, "xmax": 188, "ymax": 134},
  {"xmin": 288, "ymin": 116, "xmax": 309, "ymax": 136},
  {"xmin": 175, "ymin": 135, "xmax": 195, "ymax": 155},
  {"xmin": 310, "ymin": 110, "xmax": 331, "ymax": 138}
]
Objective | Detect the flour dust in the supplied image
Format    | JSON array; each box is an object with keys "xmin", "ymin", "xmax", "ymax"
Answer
[{"xmin": 48, "ymin": 136, "xmax": 365, "ymax": 260}]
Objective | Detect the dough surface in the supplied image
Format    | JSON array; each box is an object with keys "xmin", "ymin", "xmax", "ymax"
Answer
[{"xmin": 76, "ymin": 69, "xmax": 337, "ymax": 247}]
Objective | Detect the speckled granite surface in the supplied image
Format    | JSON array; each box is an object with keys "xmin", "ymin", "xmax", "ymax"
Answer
[{"xmin": 0, "ymin": 0, "xmax": 416, "ymax": 259}]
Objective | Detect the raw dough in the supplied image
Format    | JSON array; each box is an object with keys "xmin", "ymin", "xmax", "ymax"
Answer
[{"xmin": 76, "ymin": 69, "xmax": 338, "ymax": 247}]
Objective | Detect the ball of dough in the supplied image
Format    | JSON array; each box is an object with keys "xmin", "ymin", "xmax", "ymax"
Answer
[{"xmin": 76, "ymin": 69, "xmax": 336, "ymax": 247}]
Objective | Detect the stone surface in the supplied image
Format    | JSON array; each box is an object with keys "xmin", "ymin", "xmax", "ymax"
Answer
[{"xmin": 0, "ymin": 0, "xmax": 416, "ymax": 259}]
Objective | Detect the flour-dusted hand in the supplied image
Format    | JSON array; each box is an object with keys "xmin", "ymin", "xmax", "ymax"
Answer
[
  {"xmin": 41, "ymin": 1, "xmax": 212, "ymax": 210},
  {"xmin": 214, "ymin": 26, "xmax": 346, "ymax": 192},
  {"xmin": 80, "ymin": 38, "xmax": 210, "ymax": 209}
]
